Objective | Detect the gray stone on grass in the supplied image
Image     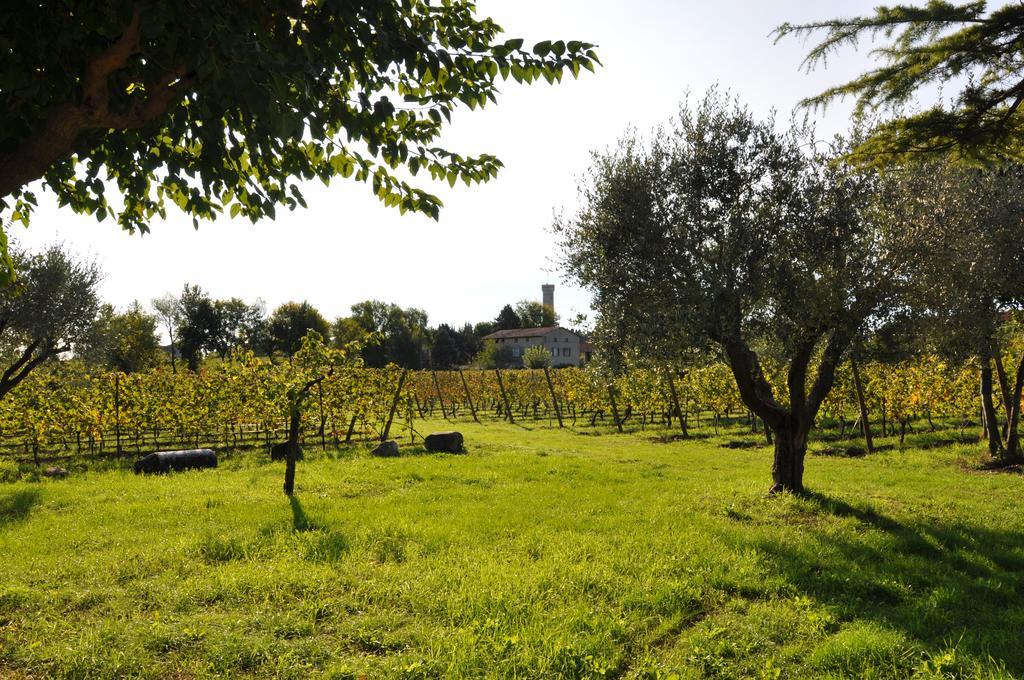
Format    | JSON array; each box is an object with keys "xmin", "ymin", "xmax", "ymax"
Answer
[
  {"xmin": 43, "ymin": 466, "xmax": 69, "ymax": 478},
  {"xmin": 134, "ymin": 449, "xmax": 217, "ymax": 474},
  {"xmin": 424, "ymin": 431, "xmax": 464, "ymax": 454},
  {"xmin": 372, "ymin": 440, "xmax": 400, "ymax": 457}
]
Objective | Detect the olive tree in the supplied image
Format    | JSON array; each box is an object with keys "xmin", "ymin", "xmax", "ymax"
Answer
[
  {"xmin": 558, "ymin": 92, "xmax": 899, "ymax": 493},
  {"xmin": 0, "ymin": 244, "xmax": 101, "ymax": 397},
  {"xmin": 882, "ymin": 161, "xmax": 1024, "ymax": 461}
]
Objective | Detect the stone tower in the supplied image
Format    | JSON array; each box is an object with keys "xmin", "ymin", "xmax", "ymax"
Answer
[{"xmin": 542, "ymin": 284, "xmax": 554, "ymax": 319}]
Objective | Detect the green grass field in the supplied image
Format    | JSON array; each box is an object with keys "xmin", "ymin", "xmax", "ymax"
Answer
[{"xmin": 1, "ymin": 420, "xmax": 1023, "ymax": 678}]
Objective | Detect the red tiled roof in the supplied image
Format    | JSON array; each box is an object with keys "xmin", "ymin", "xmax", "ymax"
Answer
[{"xmin": 483, "ymin": 326, "xmax": 577, "ymax": 340}]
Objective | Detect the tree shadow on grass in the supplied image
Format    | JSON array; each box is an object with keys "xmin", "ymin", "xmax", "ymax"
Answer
[
  {"xmin": 754, "ymin": 490, "xmax": 1024, "ymax": 674},
  {"xmin": 289, "ymin": 495, "xmax": 321, "ymax": 533},
  {"xmin": 0, "ymin": 489, "xmax": 40, "ymax": 528}
]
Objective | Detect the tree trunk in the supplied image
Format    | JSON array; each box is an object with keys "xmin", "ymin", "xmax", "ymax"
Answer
[
  {"xmin": 770, "ymin": 418, "xmax": 808, "ymax": 494},
  {"xmin": 282, "ymin": 408, "xmax": 301, "ymax": 496},
  {"xmin": 981, "ymin": 359, "xmax": 1004, "ymax": 458},
  {"xmin": 169, "ymin": 334, "xmax": 177, "ymax": 374},
  {"xmin": 994, "ymin": 352, "xmax": 1012, "ymax": 439},
  {"xmin": 667, "ymin": 373, "xmax": 688, "ymax": 437},
  {"xmin": 880, "ymin": 398, "xmax": 887, "ymax": 439},
  {"xmin": 1002, "ymin": 353, "xmax": 1024, "ymax": 461}
]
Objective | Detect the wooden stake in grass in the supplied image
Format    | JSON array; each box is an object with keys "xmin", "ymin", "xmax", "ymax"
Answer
[
  {"xmin": 543, "ymin": 367, "xmax": 564, "ymax": 428},
  {"xmin": 114, "ymin": 373, "xmax": 123, "ymax": 457},
  {"xmin": 317, "ymin": 382, "xmax": 327, "ymax": 451},
  {"xmin": 850, "ymin": 357, "xmax": 874, "ymax": 454},
  {"xmin": 459, "ymin": 370, "xmax": 480, "ymax": 423},
  {"xmin": 666, "ymin": 371, "xmax": 688, "ymax": 437},
  {"xmin": 608, "ymin": 384, "xmax": 623, "ymax": 433},
  {"xmin": 381, "ymin": 369, "xmax": 408, "ymax": 442},
  {"xmin": 345, "ymin": 414, "xmax": 357, "ymax": 444},
  {"xmin": 495, "ymin": 369, "xmax": 514, "ymax": 424},
  {"xmin": 432, "ymin": 370, "xmax": 448, "ymax": 419}
]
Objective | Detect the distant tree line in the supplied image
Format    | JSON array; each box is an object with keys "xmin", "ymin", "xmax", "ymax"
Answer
[{"xmin": 0, "ymin": 245, "xmax": 574, "ymax": 386}]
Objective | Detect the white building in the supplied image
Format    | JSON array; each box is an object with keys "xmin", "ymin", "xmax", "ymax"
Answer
[{"xmin": 483, "ymin": 326, "xmax": 581, "ymax": 368}]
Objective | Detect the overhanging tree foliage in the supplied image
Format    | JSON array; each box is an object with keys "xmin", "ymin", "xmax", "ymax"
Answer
[
  {"xmin": 558, "ymin": 92, "xmax": 900, "ymax": 493},
  {"xmin": 0, "ymin": 2, "xmax": 599, "ymax": 281},
  {"xmin": 775, "ymin": 1, "xmax": 1024, "ymax": 164}
]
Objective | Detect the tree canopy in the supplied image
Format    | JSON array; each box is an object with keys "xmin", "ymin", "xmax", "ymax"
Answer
[
  {"xmin": 151, "ymin": 292, "xmax": 182, "ymax": 373},
  {"xmin": 269, "ymin": 301, "xmax": 331, "ymax": 357},
  {"xmin": 882, "ymin": 160, "xmax": 1024, "ymax": 459},
  {"xmin": 177, "ymin": 283, "xmax": 220, "ymax": 370},
  {"xmin": 344, "ymin": 300, "xmax": 429, "ymax": 368},
  {"xmin": 81, "ymin": 301, "xmax": 162, "ymax": 372},
  {"xmin": 558, "ymin": 92, "xmax": 899, "ymax": 492},
  {"xmin": 775, "ymin": 1, "xmax": 1024, "ymax": 165},
  {"xmin": 0, "ymin": 243, "xmax": 100, "ymax": 397},
  {"xmin": 494, "ymin": 304, "xmax": 522, "ymax": 331},
  {"xmin": 515, "ymin": 300, "xmax": 557, "ymax": 328},
  {"xmin": 0, "ymin": 1, "xmax": 599, "ymax": 282}
]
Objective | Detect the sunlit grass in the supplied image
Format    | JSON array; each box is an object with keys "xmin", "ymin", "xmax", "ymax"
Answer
[{"xmin": 0, "ymin": 419, "xmax": 1021, "ymax": 678}]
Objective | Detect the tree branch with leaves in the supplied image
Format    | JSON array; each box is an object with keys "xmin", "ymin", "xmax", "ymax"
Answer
[
  {"xmin": 0, "ymin": 1, "xmax": 599, "ymax": 284},
  {"xmin": 776, "ymin": 1, "xmax": 1024, "ymax": 165}
]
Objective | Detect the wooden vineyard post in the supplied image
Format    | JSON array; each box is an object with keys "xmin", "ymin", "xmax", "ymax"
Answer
[
  {"xmin": 666, "ymin": 371, "xmax": 688, "ymax": 437},
  {"xmin": 114, "ymin": 373, "xmax": 123, "ymax": 457},
  {"xmin": 459, "ymin": 370, "xmax": 480, "ymax": 423},
  {"xmin": 495, "ymin": 369, "xmax": 514, "ymax": 424},
  {"xmin": 608, "ymin": 383, "xmax": 623, "ymax": 433},
  {"xmin": 317, "ymin": 382, "xmax": 327, "ymax": 450},
  {"xmin": 850, "ymin": 358, "xmax": 874, "ymax": 454},
  {"xmin": 543, "ymin": 367, "xmax": 564, "ymax": 428},
  {"xmin": 345, "ymin": 414, "xmax": 358, "ymax": 444},
  {"xmin": 432, "ymin": 370, "xmax": 448, "ymax": 420},
  {"xmin": 381, "ymin": 369, "xmax": 408, "ymax": 442},
  {"xmin": 407, "ymin": 395, "xmax": 416, "ymax": 444}
]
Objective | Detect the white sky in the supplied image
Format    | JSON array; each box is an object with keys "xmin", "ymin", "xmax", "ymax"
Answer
[{"xmin": 17, "ymin": 0, "xmax": 880, "ymax": 332}]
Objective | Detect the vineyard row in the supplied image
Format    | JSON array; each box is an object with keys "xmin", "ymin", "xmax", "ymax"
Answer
[{"xmin": 0, "ymin": 356, "xmax": 988, "ymax": 462}]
